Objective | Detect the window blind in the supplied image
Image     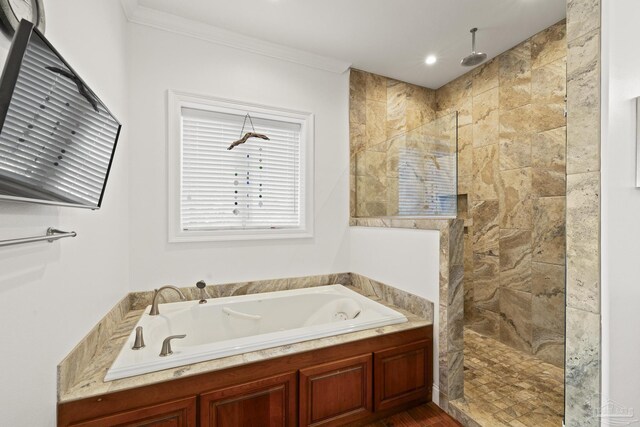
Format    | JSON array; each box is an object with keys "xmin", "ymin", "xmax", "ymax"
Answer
[
  {"xmin": 398, "ymin": 146, "xmax": 456, "ymax": 216},
  {"xmin": 0, "ymin": 29, "xmax": 119, "ymax": 206},
  {"xmin": 180, "ymin": 107, "xmax": 302, "ymax": 231}
]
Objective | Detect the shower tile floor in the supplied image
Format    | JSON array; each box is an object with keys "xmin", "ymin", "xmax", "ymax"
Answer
[{"xmin": 449, "ymin": 329, "xmax": 564, "ymax": 427}]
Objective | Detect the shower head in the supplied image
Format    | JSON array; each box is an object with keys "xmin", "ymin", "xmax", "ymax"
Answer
[{"xmin": 461, "ymin": 28, "xmax": 487, "ymax": 67}]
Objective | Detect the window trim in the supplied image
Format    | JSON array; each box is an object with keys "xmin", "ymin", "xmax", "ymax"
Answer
[{"xmin": 167, "ymin": 90, "xmax": 314, "ymax": 242}]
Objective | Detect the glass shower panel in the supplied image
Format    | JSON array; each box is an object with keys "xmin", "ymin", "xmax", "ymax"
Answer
[{"xmin": 354, "ymin": 112, "xmax": 458, "ymax": 218}]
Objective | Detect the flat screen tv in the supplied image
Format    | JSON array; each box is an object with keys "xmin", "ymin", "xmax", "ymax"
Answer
[{"xmin": 0, "ymin": 20, "xmax": 121, "ymax": 209}]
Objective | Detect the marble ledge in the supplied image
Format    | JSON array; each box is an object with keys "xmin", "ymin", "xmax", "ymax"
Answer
[
  {"xmin": 58, "ymin": 272, "xmax": 434, "ymax": 404},
  {"xmin": 350, "ymin": 216, "xmax": 458, "ymax": 231}
]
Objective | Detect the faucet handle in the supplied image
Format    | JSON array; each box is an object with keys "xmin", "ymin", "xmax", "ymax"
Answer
[
  {"xmin": 132, "ymin": 326, "xmax": 145, "ymax": 350},
  {"xmin": 196, "ymin": 280, "xmax": 208, "ymax": 304},
  {"xmin": 159, "ymin": 334, "xmax": 186, "ymax": 357}
]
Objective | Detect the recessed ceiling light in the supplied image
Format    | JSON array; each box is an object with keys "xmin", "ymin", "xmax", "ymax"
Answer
[{"xmin": 425, "ymin": 55, "xmax": 437, "ymax": 65}]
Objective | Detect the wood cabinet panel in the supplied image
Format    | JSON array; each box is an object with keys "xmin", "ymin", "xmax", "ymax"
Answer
[
  {"xmin": 299, "ymin": 354, "xmax": 372, "ymax": 427},
  {"xmin": 374, "ymin": 340, "xmax": 432, "ymax": 412},
  {"xmin": 200, "ymin": 372, "xmax": 296, "ymax": 427},
  {"xmin": 69, "ymin": 396, "xmax": 196, "ymax": 427}
]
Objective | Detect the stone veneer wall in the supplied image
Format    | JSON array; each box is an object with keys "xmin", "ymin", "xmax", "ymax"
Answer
[
  {"xmin": 563, "ymin": 0, "xmax": 602, "ymax": 424},
  {"xmin": 435, "ymin": 20, "xmax": 567, "ymax": 367},
  {"xmin": 349, "ymin": 69, "xmax": 438, "ymax": 217}
]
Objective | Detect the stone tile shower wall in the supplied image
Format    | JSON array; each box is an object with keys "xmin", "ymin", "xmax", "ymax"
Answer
[
  {"xmin": 436, "ymin": 20, "xmax": 567, "ymax": 367},
  {"xmin": 349, "ymin": 70, "xmax": 438, "ymax": 217}
]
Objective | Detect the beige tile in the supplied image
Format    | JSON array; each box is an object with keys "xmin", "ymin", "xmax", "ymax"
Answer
[
  {"xmin": 365, "ymin": 99, "xmax": 386, "ymax": 146},
  {"xmin": 386, "ymin": 79, "xmax": 407, "ymax": 139},
  {"xmin": 532, "ymin": 197, "xmax": 566, "ymax": 265},
  {"xmin": 531, "ymin": 58, "xmax": 566, "ymax": 133},
  {"xmin": 473, "ymin": 88, "xmax": 500, "ymax": 147},
  {"xmin": 437, "ymin": 73, "xmax": 472, "ymax": 112},
  {"xmin": 349, "ymin": 69, "xmax": 366, "ymax": 97},
  {"xmin": 567, "ymin": 0, "xmax": 600, "ymax": 42},
  {"xmin": 350, "ymin": 122, "xmax": 366, "ymax": 154},
  {"xmin": 499, "ymin": 289, "xmax": 533, "ymax": 353},
  {"xmin": 473, "ymin": 58, "xmax": 499, "ymax": 96},
  {"xmin": 473, "ymin": 253, "xmax": 500, "ymax": 312},
  {"xmin": 499, "ymin": 168, "xmax": 532, "ymax": 229},
  {"xmin": 567, "ymin": 30, "xmax": 600, "ymax": 174},
  {"xmin": 499, "ymin": 41, "xmax": 532, "ymax": 111},
  {"xmin": 365, "ymin": 71, "xmax": 386, "ymax": 101},
  {"xmin": 472, "ymin": 200, "xmax": 500, "ymax": 256},
  {"xmin": 469, "ymin": 308, "xmax": 501, "ymax": 339},
  {"xmin": 363, "ymin": 150, "xmax": 386, "ymax": 178},
  {"xmin": 386, "ymin": 178, "xmax": 399, "ymax": 216},
  {"xmin": 533, "ymin": 327, "xmax": 565, "ymax": 368},
  {"xmin": 531, "ymin": 20, "xmax": 567, "ymax": 69},
  {"xmin": 406, "ymin": 84, "xmax": 435, "ymax": 131},
  {"xmin": 532, "ymin": 127, "xmax": 566, "ymax": 197},
  {"xmin": 458, "ymin": 174, "xmax": 471, "ymax": 196},
  {"xmin": 532, "ymin": 168, "xmax": 565, "ymax": 197},
  {"xmin": 458, "ymin": 124, "xmax": 473, "ymax": 176},
  {"xmin": 566, "ymin": 172, "xmax": 600, "ymax": 313},
  {"xmin": 499, "ymin": 229, "xmax": 532, "ymax": 292},
  {"xmin": 473, "ymin": 144, "xmax": 501, "ymax": 200},
  {"xmin": 532, "ymin": 262, "xmax": 565, "ymax": 333},
  {"xmin": 500, "ymin": 105, "xmax": 533, "ymax": 170},
  {"xmin": 532, "ymin": 127, "xmax": 566, "ymax": 171}
]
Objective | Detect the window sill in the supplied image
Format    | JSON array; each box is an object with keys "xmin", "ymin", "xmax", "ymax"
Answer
[{"xmin": 168, "ymin": 229, "xmax": 314, "ymax": 243}]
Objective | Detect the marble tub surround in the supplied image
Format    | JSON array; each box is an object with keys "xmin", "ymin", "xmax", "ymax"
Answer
[
  {"xmin": 57, "ymin": 272, "xmax": 434, "ymax": 403},
  {"xmin": 433, "ymin": 20, "xmax": 567, "ymax": 366}
]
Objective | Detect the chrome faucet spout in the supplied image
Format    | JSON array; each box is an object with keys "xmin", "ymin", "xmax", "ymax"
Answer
[{"xmin": 149, "ymin": 285, "xmax": 186, "ymax": 316}]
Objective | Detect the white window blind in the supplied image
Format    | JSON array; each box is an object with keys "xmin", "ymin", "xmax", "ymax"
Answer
[
  {"xmin": 398, "ymin": 146, "xmax": 456, "ymax": 216},
  {"xmin": 0, "ymin": 28, "xmax": 119, "ymax": 207},
  {"xmin": 180, "ymin": 107, "xmax": 302, "ymax": 231}
]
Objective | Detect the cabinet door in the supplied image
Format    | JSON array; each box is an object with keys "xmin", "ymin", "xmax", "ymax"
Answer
[
  {"xmin": 69, "ymin": 396, "xmax": 196, "ymax": 427},
  {"xmin": 299, "ymin": 354, "xmax": 372, "ymax": 427},
  {"xmin": 200, "ymin": 372, "xmax": 297, "ymax": 427},
  {"xmin": 374, "ymin": 339, "xmax": 432, "ymax": 411}
]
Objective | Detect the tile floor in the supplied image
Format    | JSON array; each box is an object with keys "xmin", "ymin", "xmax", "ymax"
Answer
[
  {"xmin": 365, "ymin": 402, "xmax": 463, "ymax": 426},
  {"xmin": 449, "ymin": 329, "xmax": 565, "ymax": 427}
]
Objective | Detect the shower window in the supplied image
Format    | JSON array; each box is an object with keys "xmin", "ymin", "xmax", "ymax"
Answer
[{"xmin": 167, "ymin": 91, "xmax": 314, "ymax": 242}]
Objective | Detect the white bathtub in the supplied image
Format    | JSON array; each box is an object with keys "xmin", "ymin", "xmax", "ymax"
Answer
[{"xmin": 105, "ymin": 284, "xmax": 407, "ymax": 381}]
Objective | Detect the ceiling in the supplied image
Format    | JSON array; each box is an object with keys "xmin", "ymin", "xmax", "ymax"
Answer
[{"xmin": 136, "ymin": 0, "xmax": 566, "ymax": 89}]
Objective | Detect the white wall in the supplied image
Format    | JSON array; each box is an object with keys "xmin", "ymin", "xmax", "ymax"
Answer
[
  {"xmin": 0, "ymin": 1, "xmax": 130, "ymax": 425},
  {"xmin": 127, "ymin": 24, "xmax": 351, "ymax": 290},
  {"xmin": 601, "ymin": 0, "xmax": 640, "ymax": 419},
  {"xmin": 350, "ymin": 226, "xmax": 441, "ymax": 398}
]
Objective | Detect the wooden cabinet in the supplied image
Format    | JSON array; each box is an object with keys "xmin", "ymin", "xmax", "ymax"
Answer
[
  {"xmin": 199, "ymin": 372, "xmax": 296, "ymax": 427},
  {"xmin": 299, "ymin": 354, "xmax": 372, "ymax": 427},
  {"xmin": 69, "ymin": 396, "xmax": 196, "ymax": 427},
  {"xmin": 58, "ymin": 326, "xmax": 433, "ymax": 427},
  {"xmin": 373, "ymin": 340, "xmax": 432, "ymax": 412}
]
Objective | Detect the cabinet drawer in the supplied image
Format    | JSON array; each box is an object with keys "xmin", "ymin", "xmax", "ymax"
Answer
[
  {"xmin": 374, "ymin": 340, "xmax": 432, "ymax": 411},
  {"xmin": 69, "ymin": 396, "xmax": 196, "ymax": 427},
  {"xmin": 299, "ymin": 354, "xmax": 372, "ymax": 427},
  {"xmin": 199, "ymin": 372, "xmax": 297, "ymax": 427}
]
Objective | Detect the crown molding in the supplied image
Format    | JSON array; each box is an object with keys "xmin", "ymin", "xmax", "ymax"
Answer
[{"xmin": 120, "ymin": 0, "xmax": 351, "ymax": 74}]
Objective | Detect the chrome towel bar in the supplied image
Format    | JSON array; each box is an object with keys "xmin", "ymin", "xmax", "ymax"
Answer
[{"xmin": 0, "ymin": 227, "xmax": 77, "ymax": 248}]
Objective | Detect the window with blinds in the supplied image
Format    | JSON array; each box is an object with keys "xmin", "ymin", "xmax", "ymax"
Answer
[
  {"xmin": 398, "ymin": 146, "xmax": 456, "ymax": 216},
  {"xmin": 179, "ymin": 107, "xmax": 303, "ymax": 233}
]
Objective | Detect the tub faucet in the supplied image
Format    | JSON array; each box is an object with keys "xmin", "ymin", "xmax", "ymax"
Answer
[
  {"xmin": 196, "ymin": 280, "xmax": 207, "ymax": 304},
  {"xmin": 149, "ymin": 285, "xmax": 186, "ymax": 315}
]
